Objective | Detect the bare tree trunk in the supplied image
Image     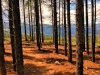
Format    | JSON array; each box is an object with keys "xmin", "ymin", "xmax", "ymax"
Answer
[
  {"xmin": 8, "ymin": 0, "xmax": 16, "ymax": 71},
  {"xmin": 23, "ymin": 0, "xmax": 27, "ymax": 41},
  {"xmin": 91, "ymin": 0, "xmax": 95, "ymax": 62},
  {"xmin": 85, "ymin": 0, "xmax": 89, "ymax": 54},
  {"xmin": 35, "ymin": 0, "xmax": 41, "ymax": 51},
  {"xmin": 30, "ymin": 0, "xmax": 34, "ymax": 41},
  {"xmin": 0, "ymin": 0, "xmax": 6, "ymax": 74},
  {"xmin": 13, "ymin": 0, "xmax": 24, "ymax": 74},
  {"xmin": 62, "ymin": 0, "xmax": 64, "ymax": 45},
  {"xmin": 64, "ymin": 0, "xmax": 67, "ymax": 56},
  {"xmin": 54, "ymin": 0, "xmax": 58, "ymax": 53},
  {"xmin": 76, "ymin": 0, "xmax": 84, "ymax": 75},
  {"xmin": 39, "ymin": 0, "xmax": 44, "ymax": 43},
  {"xmin": 58, "ymin": 0, "xmax": 61, "ymax": 44},
  {"xmin": 67, "ymin": 0, "xmax": 72, "ymax": 63},
  {"xmin": 51, "ymin": 0, "xmax": 55, "ymax": 43},
  {"xmin": 28, "ymin": 0, "xmax": 32, "ymax": 40}
]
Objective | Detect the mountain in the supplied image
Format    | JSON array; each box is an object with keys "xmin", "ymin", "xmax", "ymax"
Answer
[{"xmin": 3, "ymin": 23, "xmax": 100, "ymax": 36}]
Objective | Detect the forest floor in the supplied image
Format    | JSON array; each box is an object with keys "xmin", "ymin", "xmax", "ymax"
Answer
[{"xmin": 4, "ymin": 41, "xmax": 100, "ymax": 75}]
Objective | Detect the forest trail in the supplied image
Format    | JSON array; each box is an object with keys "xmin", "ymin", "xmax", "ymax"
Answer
[{"xmin": 4, "ymin": 41, "xmax": 100, "ymax": 75}]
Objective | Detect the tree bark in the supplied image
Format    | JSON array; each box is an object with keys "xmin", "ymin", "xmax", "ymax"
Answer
[
  {"xmin": 39, "ymin": 0, "xmax": 44, "ymax": 43},
  {"xmin": 64, "ymin": 0, "xmax": 67, "ymax": 56},
  {"xmin": 67, "ymin": 0, "xmax": 72, "ymax": 63},
  {"xmin": 85, "ymin": 0, "xmax": 89, "ymax": 54},
  {"xmin": 13, "ymin": 0, "xmax": 24, "ymax": 74},
  {"xmin": 0, "ymin": 0, "xmax": 7, "ymax": 74},
  {"xmin": 58, "ymin": 0, "xmax": 61, "ymax": 44},
  {"xmin": 35, "ymin": 0, "xmax": 41, "ymax": 51},
  {"xmin": 76, "ymin": 0, "xmax": 84, "ymax": 75},
  {"xmin": 23, "ymin": 0, "xmax": 27, "ymax": 41},
  {"xmin": 8, "ymin": 0, "xmax": 16, "ymax": 71},
  {"xmin": 54, "ymin": 0, "xmax": 58, "ymax": 53},
  {"xmin": 91, "ymin": 0, "xmax": 95, "ymax": 62}
]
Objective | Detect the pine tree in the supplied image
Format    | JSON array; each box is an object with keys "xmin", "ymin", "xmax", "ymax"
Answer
[
  {"xmin": 0, "ymin": 0, "xmax": 7, "ymax": 74},
  {"xmin": 76, "ymin": 0, "xmax": 84, "ymax": 75}
]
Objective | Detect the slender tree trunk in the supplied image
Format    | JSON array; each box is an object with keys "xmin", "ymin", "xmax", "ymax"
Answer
[
  {"xmin": 92, "ymin": 0, "xmax": 96, "ymax": 62},
  {"xmin": 8, "ymin": 0, "xmax": 16, "ymax": 71},
  {"xmin": 0, "ymin": 0, "xmax": 6, "ymax": 74},
  {"xmin": 64, "ymin": 0, "xmax": 67, "ymax": 56},
  {"xmin": 83, "ymin": 1, "xmax": 85, "ymax": 52},
  {"xmin": 28, "ymin": 0, "xmax": 32, "ymax": 40},
  {"xmin": 54, "ymin": 0, "xmax": 58, "ymax": 53},
  {"xmin": 59, "ymin": 0, "xmax": 61, "ymax": 44},
  {"xmin": 85, "ymin": 0, "xmax": 89, "ymax": 54},
  {"xmin": 91, "ymin": 0, "xmax": 95, "ymax": 62},
  {"xmin": 67, "ymin": 0, "xmax": 72, "ymax": 63},
  {"xmin": 13, "ymin": 0, "xmax": 24, "ymax": 74},
  {"xmin": 23, "ymin": 0, "xmax": 27, "ymax": 41},
  {"xmin": 39, "ymin": 0, "xmax": 44, "ymax": 43},
  {"xmin": 76, "ymin": 0, "xmax": 84, "ymax": 75},
  {"xmin": 33, "ymin": 13, "xmax": 36, "ymax": 41},
  {"xmin": 62, "ymin": 0, "xmax": 64, "ymax": 45},
  {"xmin": 51, "ymin": 0, "xmax": 55, "ymax": 43},
  {"xmin": 35, "ymin": 0, "xmax": 41, "ymax": 51},
  {"xmin": 30, "ymin": 0, "xmax": 34, "ymax": 41}
]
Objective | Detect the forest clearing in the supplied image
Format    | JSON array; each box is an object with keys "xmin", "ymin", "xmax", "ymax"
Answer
[{"xmin": 4, "ymin": 41, "xmax": 100, "ymax": 75}]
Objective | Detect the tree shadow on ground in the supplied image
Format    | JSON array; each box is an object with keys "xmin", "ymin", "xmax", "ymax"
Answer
[
  {"xmin": 72, "ymin": 49, "xmax": 76, "ymax": 53},
  {"xmin": 95, "ymin": 50, "xmax": 100, "ymax": 54},
  {"xmin": 88, "ymin": 67, "xmax": 100, "ymax": 70},
  {"xmin": 5, "ymin": 60, "xmax": 17, "ymax": 74},
  {"xmin": 42, "ymin": 42, "xmax": 54, "ymax": 46},
  {"xmin": 24, "ymin": 63, "xmax": 53, "ymax": 75},
  {"xmin": 54, "ymin": 71, "xmax": 87, "ymax": 75},
  {"xmin": 5, "ymin": 52, "xmax": 12, "ymax": 56},
  {"xmin": 22, "ymin": 43, "xmax": 36, "ymax": 48},
  {"xmin": 53, "ymin": 71, "xmax": 76, "ymax": 75},
  {"xmin": 31, "ymin": 49, "xmax": 53, "ymax": 54},
  {"xmin": 44, "ymin": 57, "xmax": 67, "ymax": 65},
  {"xmin": 58, "ymin": 49, "xmax": 65, "ymax": 55},
  {"xmin": 95, "ymin": 57, "xmax": 100, "ymax": 64},
  {"xmin": 5, "ymin": 52, "xmax": 35, "ymax": 61},
  {"xmin": 23, "ymin": 55, "xmax": 34, "ymax": 60},
  {"xmin": 82, "ymin": 51, "xmax": 100, "ymax": 64}
]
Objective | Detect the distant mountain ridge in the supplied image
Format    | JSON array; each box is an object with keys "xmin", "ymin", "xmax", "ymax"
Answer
[{"xmin": 3, "ymin": 23, "xmax": 100, "ymax": 35}]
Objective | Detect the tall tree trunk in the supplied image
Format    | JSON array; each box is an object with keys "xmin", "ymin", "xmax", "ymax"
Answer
[
  {"xmin": 51, "ymin": 0, "xmax": 55, "ymax": 43},
  {"xmin": 30, "ymin": 0, "xmax": 34, "ymax": 41},
  {"xmin": 39, "ymin": 0, "xmax": 44, "ymax": 43},
  {"xmin": 58, "ymin": 0, "xmax": 61, "ymax": 44},
  {"xmin": 76, "ymin": 0, "xmax": 84, "ymax": 75},
  {"xmin": 54, "ymin": 0, "xmax": 58, "ymax": 53},
  {"xmin": 23, "ymin": 0, "xmax": 27, "ymax": 41},
  {"xmin": 83, "ymin": 1, "xmax": 85, "ymax": 52},
  {"xmin": 13, "ymin": 0, "xmax": 24, "ymax": 74},
  {"xmin": 94, "ymin": 0, "xmax": 96, "ymax": 54},
  {"xmin": 85, "ymin": 0, "xmax": 89, "ymax": 54},
  {"xmin": 28, "ymin": 0, "xmax": 32, "ymax": 40},
  {"xmin": 35, "ymin": 0, "xmax": 41, "ymax": 51},
  {"xmin": 67, "ymin": 0, "xmax": 72, "ymax": 63},
  {"xmin": 64, "ymin": 0, "xmax": 67, "ymax": 56},
  {"xmin": 62, "ymin": 0, "xmax": 64, "ymax": 45},
  {"xmin": 9, "ymin": 0, "xmax": 16, "ymax": 71},
  {"xmin": 91, "ymin": 0, "xmax": 95, "ymax": 62},
  {"xmin": 0, "ymin": 0, "xmax": 6, "ymax": 74}
]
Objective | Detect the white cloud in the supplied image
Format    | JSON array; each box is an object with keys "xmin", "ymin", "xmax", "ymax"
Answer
[{"xmin": 2, "ymin": 0, "xmax": 100, "ymax": 25}]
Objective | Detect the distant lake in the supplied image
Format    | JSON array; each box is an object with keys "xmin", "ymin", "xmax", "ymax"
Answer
[{"xmin": 4, "ymin": 24, "xmax": 100, "ymax": 36}]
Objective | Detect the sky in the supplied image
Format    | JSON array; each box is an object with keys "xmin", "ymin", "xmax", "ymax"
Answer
[{"xmin": 2, "ymin": 0, "xmax": 100, "ymax": 25}]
